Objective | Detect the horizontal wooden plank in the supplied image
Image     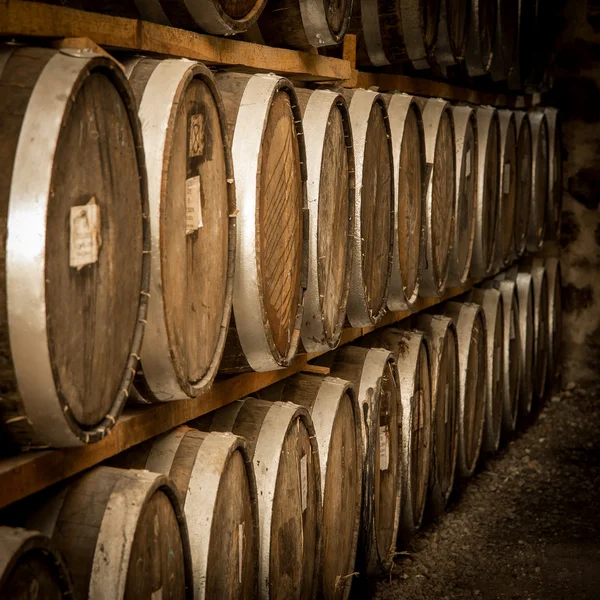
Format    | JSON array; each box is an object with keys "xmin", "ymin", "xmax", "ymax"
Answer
[{"xmin": 0, "ymin": 0, "xmax": 351, "ymax": 81}]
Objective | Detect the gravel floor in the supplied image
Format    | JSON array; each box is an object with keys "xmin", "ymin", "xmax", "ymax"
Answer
[{"xmin": 366, "ymin": 379, "xmax": 600, "ymax": 600}]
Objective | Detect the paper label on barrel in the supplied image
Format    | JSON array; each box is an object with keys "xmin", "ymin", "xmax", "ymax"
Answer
[
  {"xmin": 300, "ymin": 454, "xmax": 308, "ymax": 512},
  {"xmin": 70, "ymin": 198, "xmax": 101, "ymax": 269},
  {"xmin": 151, "ymin": 588, "xmax": 163, "ymax": 600},
  {"xmin": 379, "ymin": 425, "xmax": 390, "ymax": 471},
  {"xmin": 186, "ymin": 176, "xmax": 203, "ymax": 234},
  {"xmin": 503, "ymin": 163, "xmax": 511, "ymax": 194},
  {"xmin": 189, "ymin": 114, "xmax": 205, "ymax": 158},
  {"xmin": 238, "ymin": 522, "xmax": 244, "ymax": 584},
  {"xmin": 465, "ymin": 150, "xmax": 471, "ymax": 178},
  {"xmin": 444, "ymin": 382, "xmax": 450, "ymax": 424}
]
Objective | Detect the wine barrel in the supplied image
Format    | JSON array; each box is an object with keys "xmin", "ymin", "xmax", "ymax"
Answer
[
  {"xmin": 480, "ymin": 277, "xmax": 522, "ymax": 433},
  {"xmin": 112, "ymin": 427, "xmax": 259, "ymax": 599},
  {"xmin": 325, "ymin": 345, "xmax": 400, "ymax": 574},
  {"xmin": 471, "ymin": 107, "xmax": 500, "ymax": 278},
  {"xmin": 340, "ymin": 89, "xmax": 394, "ymax": 327},
  {"xmin": 0, "ymin": 527, "xmax": 74, "ymax": 599},
  {"xmin": 513, "ymin": 111, "xmax": 532, "ymax": 257},
  {"xmin": 526, "ymin": 110, "xmax": 549, "ymax": 251},
  {"xmin": 489, "ymin": 0, "xmax": 519, "ymax": 82},
  {"xmin": 257, "ymin": 0, "xmax": 352, "ymax": 49},
  {"xmin": 469, "ymin": 288, "xmax": 503, "ymax": 453},
  {"xmin": 28, "ymin": 467, "xmax": 193, "ymax": 600},
  {"xmin": 544, "ymin": 108, "xmax": 562, "ymax": 240},
  {"xmin": 441, "ymin": 302, "xmax": 486, "ymax": 478},
  {"xmin": 448, "ymin": 105, "xmax": 477, "ymax": 287},
  {"xmin": 540, "ymin": 257, "xmax": 562, "ymax": 387},
  {"xmin": 257, "ymin": 374, "xmax": 362, "ymax": 600},
  {"xmin": 383, "ymin": 93, "xmax": 426, "ymax": 309},
  {"xmin": 430, "ymin": 0, "xmax": 469, "ymax": 77},
  {"xmin": 494, "ymin": 109, "xmax": 518, "ymax": 267},
  {"xmin": 413, "ymin": 314, "xmax": 459, "ymax": 513},
  {"xmin": 0, "ymin": 46, "xmax": 150, "ymax": 448},
  {"xmin": 518, "ymin": 263, "xmax": 550, "ymax": 403},
  {"xmin": 61, "ymin": 0, "xmax": 267, "ymax": 35},
  {"xmin": 216, "ymin": 73, "xmax": 307, "ymax": 373},
  {"xmin": 354, "ymin": 0, "xmax": 441, "ymax": 69},
  {"xmin": 122, "ymin": 58, "xmax": 235, "ymax": 402},
  {"xmin": 464, "ymin": 0, "xmax": 497, "ymax": 77},
  {"xmin": 294, "ymin": 89, "xmax": 354, "ymax": 352},
  {"xmin": 197, "ymin": 398, "xmax": 321, "ymax": 599},
  {"xmin": 419, "ymin": 98, "xmax": 456, "ymax": 297}
]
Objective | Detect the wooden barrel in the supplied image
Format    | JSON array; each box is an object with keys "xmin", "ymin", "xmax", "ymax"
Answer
[
  {"xmin": 0, "ymin": 46, "xmax": 150, "ymax": 448},
  {"xmin": 122, "ymin": 58, "xmax": 235, "ymax": 402},
  {"xmin": 448, "ymin": 105, "xmax": 477, "ymax": 287},
  {"xmin": 413, "ymin": 314, "xmax": 459, "ymax": 513},
  {"xmin": 513, "ymin": 111, "xmax": 532, "ymax": 257},
  {"xmin": 216, "ymin": 73, "xmax": 307, "ymax": 373},
  {"xmin": 325, "ymin": 345, "xmax": 400, "ymax": 575},
  {"xmin": 354, "ymin": 0, "xmax": 441, "ymax": 69},
  {"xmin": 430, "ymin": 0, "xmax": 469, "ymax": 77},
  {"xmin": 294, "ymin": 89, "xmax": 354, "ymax": 352},
  {"xmin": 481, "ymin": 278, "xmax": 522, "ymax": 434},
  {"xmin": 112, "ymin": 427, "xmax": 259, "ymax": 599},
  {"xmin": 489, "ymin": 0, "xmax": 519, "ymax": 81},
  {"xmin": 62, "ymin": 0, "xmax": 268, "ymax": 35},
  {"xmin": 257, "ymin": 0, "xmax": 352, "ymax": 49},
  {"xmin": 257, "ymin": 374, "xmax": 362, "ymax": 600},
  {"xmin": 544, "ymin": 108, "xmax": 562, "ymax": 240},
  {"xmin": 340, "ymin": 89, "xmax": 394, "ymax": 327},
  {"xmin": 383, "ymin": 93, "xmax": 426, "ymax": 309},
  {"xmin": 526, "ymin": 110, "xmax": 549, "ymax": 251},
  {"xmin": 197, "ymin": 398, "xmax": 321, "ymax": 599},
  {"xmin": 442, "ymin": 302, "xmax": 486, "ymax": 478},
  {"xmin": 464, "ymin": 0, "xmax": 497, "ymax": 77},
  {"xmin": 469, "ymin": 288, "xmax": 503, "ymax": 453},
  {"xmin": 28, "ymin": 467, "xmax": 193, "ymax": 600},
  {"xmin": 0, "ymin": 527, "xmax": 74, "ymax": 599},
  {"xmin": 541, "ymin": 257, "xmax": 562, "ymax": 387},
  {"xmin": 419, "ymin": 98, "xmax": 456, "ymax": 297},
  {"xmin": 494, "ymin": 109, "xmax": 518, "ymax": 267},
  {"xmin": 518, "ymin": 263, "xmax": 550, "ymax": 403},
  {"xmin": 471, "ymin": 107, "xmax": 500, "ymax": 278}
]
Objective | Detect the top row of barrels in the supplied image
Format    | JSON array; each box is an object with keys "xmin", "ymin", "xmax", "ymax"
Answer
[
  {"xmin": 36, "ymin": 0, "xmax": 553, "ymax": 87},
  {"xmin": 0, "ymin": 46, "xmax": 560, "ymax": 450}
]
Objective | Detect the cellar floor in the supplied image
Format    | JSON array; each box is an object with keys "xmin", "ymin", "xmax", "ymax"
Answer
[{"xmin": 372, "ymin": 377, "xmax": 600, "ymax": 600}]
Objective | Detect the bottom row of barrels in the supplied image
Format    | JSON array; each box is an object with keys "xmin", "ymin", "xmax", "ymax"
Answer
[{"xmin": 0, "ymin": 257, "xmax": 561, "ymax": 600}]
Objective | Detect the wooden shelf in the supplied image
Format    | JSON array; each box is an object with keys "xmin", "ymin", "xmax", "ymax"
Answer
[{"xmin": 0, "ymin": 282, "xmax": 473, "ymax": 509}]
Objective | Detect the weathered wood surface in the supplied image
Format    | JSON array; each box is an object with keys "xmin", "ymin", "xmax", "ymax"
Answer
[
  {"xmin": 526, "ymin": 110, "xmax": 549, "ymax": 252},
  {"xmin": 513, "ymin": 111, "xmax": 532, "ymax": 257},
  {"xmin": 463, "ymin": 0, "xmax": 496, "ymax": 77}
]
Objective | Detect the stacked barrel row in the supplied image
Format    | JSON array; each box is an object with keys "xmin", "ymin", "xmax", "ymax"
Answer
[
  {"xmin": 0, "ymin": 46, "xmax": 561, "ymax": 451},
  {"xmin": 0, "ymin": 257, "xmax": 561, "ymax": 598}
]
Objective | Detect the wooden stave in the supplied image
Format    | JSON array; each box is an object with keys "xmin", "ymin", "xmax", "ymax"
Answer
[
  {"xmin": 419, "ymin": 98, "xmax": 456, "ymax": 298},
  {"xmin": 539, "ymin": 257, "xmax": 562, "ymax": 388},
  {"xmin": 0, "ymin": 526, "xmax": 74, "ymax": 599},
  {"xmin": 471, "ymin": 106, "xmax": 501, "ymax": 279},
  {"xmin": 480, "ymin": 278, "xmax": 522, "ymax": 434},
  {"xmin": 429, "ymin": 0, "xmax": 469, "ymax": 77},
  {"xmin": 197, "ymin": 398, "xmax": 322, "ymax": 600},
  {"xmin": 526, "ymin": 110, "xmax": 549, "ymax": 252},
  {"xmin": 543, "ymin": 107, "xmax": 562, "ymax": 241},
  {"xmin": 383, "ymin": 93, "xmax": 426, "ymax": 310},
  {"xmin": 441, "ymin": 302, "xmax": 487, "ymax": 478},
  {"xmin": 0, "ymin": 46, "xmax": 150, "ymax": 448},
  {"xmin": 112, "ymin": 427, "xmax": 259, "ymax": 600},
  {"xmin": 123, "ymin": 57, "xmax": 236, "ymax": 402},
  {"xmin": 469, "ymin": 288, "xmax": 504, "ymax": 453},
  {"xmin": 340, "ymin": 89, "xmax": 395, "ymax": 328},
  {"xmin": 489, "ymin": 0, "xmax": 519, "ymax": 82},
  {"xmin": 28, "ymin": 467, "xmax": 194, "ymax": 600},
  {"xmin": 494, "ymin": 109, "xmax": 518, "ymax": 268},
  {"xmin": 326, "ymin": 345, "xmax": 401, "ymax": 575},
  {"xmin": 295, "ymin": 88, "xmax": 355, "ymax": 353},
  {"xmin": 464, "ymin": 0, "xmax": 497, "ymax": 77},
  {"xmin": 216, "ymin": 73, "xmax": 308, "ymax": 374},
  {"xmin": 413, "ymin": 314, "xmax": 459, "ymax": 513},
  {"xmin": 257, "ymin": 374, "xmax": 363, "ymax": 600},
  {"xmin": 513, "ymin": 111, "xmax": 532, "ymax": 258},
  {"xmin": 448, "ymin": 105, "xmax": 477, "ymax": 287}
]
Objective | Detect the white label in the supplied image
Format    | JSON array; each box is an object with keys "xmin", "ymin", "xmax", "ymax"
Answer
[
  {"xmin": 300, "ymin": 454, "xmax": 308, "ymax": 512},
  {"xmin": 189, "ymin": 113, "xmax": 205, "ymax": 157},
  {"xmin": 238, "ymin": 522, "xmax": 244, "ymax": 584},
  {"xmin": 465, "ymin": 150, "xmax": 471, "ymax": 178},
  {"xmin": 186, "ymin": 176, "xmax": 203, "ymax": 234},
  {"xmin": 151, "ymin": 589, "xmax": 163, "ymax": 600},
  {"xmin": 379, "ymin": 425, "xmax": 389, "ymax": 471},
  {"xmin": 444, "ymin": 382, "xmax": 450, "ymax": 424},
  {"xmin": 503, "ymin": 163, "xmax": 511, "ymax": 194},
  {"xmin": 70, "ymin": 198, "xmax": 101, "ymax": 269}
]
